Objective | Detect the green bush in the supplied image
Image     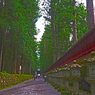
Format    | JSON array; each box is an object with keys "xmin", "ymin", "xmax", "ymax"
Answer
[{"xmin": 0, "ymin": 72, "xmax": 33, "ymax": 90}]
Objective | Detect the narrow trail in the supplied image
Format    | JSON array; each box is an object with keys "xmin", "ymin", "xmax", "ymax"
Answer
[{"xmin": 0, "ymin": 78, "xmax": 61, "ymax": 95}]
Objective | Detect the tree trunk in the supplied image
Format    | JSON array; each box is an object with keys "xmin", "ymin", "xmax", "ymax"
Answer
[
  {"xmin": 29, "ymin": 63, "xmax": 31, "ymax": 75},
  {"xmin": 0, "ymin": 0, "xmax": 3, "ymax": 72},
  {"xmin": 10, "ymin": 36, "xmax": 13, "ymax": 74},
  {"xmin": 12, "ymin": 45, "xmax": 17, "ymax": 74},
  {"xmin": 86, "ymin": 0, "xmax": 94, "ymax": 31},
  {"xmin": 2, "ymin": 31, "xmax": 7, "ymax": 72},
  {"xmin": 8, "ymin": 49, "xmax": 12, "ymax": 74},
  {"xmin": 16, "ymin": 57, "xmax": 20, "ymax": 74},
  {"xmin": 0, "ymin": 40, "xmax": 3, "ymax": 72},
  {"xmin": 21, "ymin": 62, "xmax": 23, "ymax": 74},
  {"xmin": 73, "ymin": 0, "xmax": 77, "ymax": 44},
  {"xmin": 2, "ymin": 42, "xmax": 6, "ymax": 72},
  {"xmin": 21, "ymin": 55, "xmax": 24, "ymax": 74},
  {"xmin": 23, "ymin": 59, "xmax": 26, "ymax": 74},
  {"xmin": 51, "ymin": 1, "xmax": 56, "ymax": 63},
  {"xmin": 9, "ymin": 49, "xmax": 13, "ymax": 74},
  {"xmin": 52, "ymin": 22, "xmax": 56, "ymax": 63}
]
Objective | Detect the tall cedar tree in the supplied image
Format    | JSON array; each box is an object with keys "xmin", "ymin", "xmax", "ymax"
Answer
[
  {"xmin": 0, "ymin": 0, "xmax": 39, "ymax": 74},
  {"xmin": 39, "ymin": 0, "xmax": 87, "ymax": 73}
]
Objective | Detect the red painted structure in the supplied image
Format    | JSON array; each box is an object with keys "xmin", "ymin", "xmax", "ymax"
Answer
[{"xmin": 45, "ymin": 26, "xmax": 95, "ymax": 73}]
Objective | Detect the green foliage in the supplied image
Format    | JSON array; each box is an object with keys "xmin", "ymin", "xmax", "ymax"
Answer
[
  {"xmin": 38, "ymin": 25, "xmax": 53, "ymax": 74},
  {"xmin": 0, "ymin": 0, "xmax": 40, "ymax": 73},
  {"xmin": 0, "ymin": 72, "xmax": 33, "ymax": 90},
  {"xmin": 39, "ymin": 0, "xmax": 87, "ymax": 74}
]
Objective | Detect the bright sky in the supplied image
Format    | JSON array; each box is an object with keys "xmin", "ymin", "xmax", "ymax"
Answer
[{"xmin": 35, "ymin": 0, "xmax": 86, "ymax": 42}]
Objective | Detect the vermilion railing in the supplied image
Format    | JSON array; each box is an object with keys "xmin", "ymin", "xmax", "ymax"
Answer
[{"xmin": 45, "ymin": 26, "xmax": 95, "ymax": 73}]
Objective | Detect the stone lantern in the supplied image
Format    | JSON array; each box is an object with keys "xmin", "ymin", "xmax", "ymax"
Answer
[
  {"xmin": 58, "ymin": 68, "xmax": 62, "ymax": 75},
  {"xmin": 53, "ymin": 70, "xmax": 57, "ymax": 84},
  {"xmin": 63, "ymin": 67, "xmax": 70, "ymax": 91},
  {"xmin": 51, "ymin": 72, "xmax": 53, "ymax": 81},
  {"xmin": 62, "ymin": 69, "xmax": 66, "ymax": 77},
  {"xmin": 52, "ymin": 69, "xmax": 58, "ymax": 86},
  {"xmin": 51, "ymin": 71, "xmax": 54, "ymax": 83},
  {"xmin": 86, "ymin": 61, "xmax": 95, "ymax": 77},
  {"xmin": 49, "ymin": 72, "xmax": 52, "ymax": 82},
  {"xmin": 58, "ymin": 69, "xmax": 63, "ymax": 88},
  {"xmin": 85, "ymin": 52, "xmax": 95, "ymax": 95},
  {"xmin": 55, "ymin": 70, "xmax": 58, "ymax": 85},
  {"xmin": 71, "ymin": 65, "xmax": 81, "ymax": 77},
  {"xmin": 51, "ymin": 71, "xmax": 53, "ymax": 83},
  {"xmin": 53, "ymin": 70, "xmax": 56, "ymax": 84},
  {"xmin": 70, "ymin": 63, "xmax": 81, "ymax": 95},
  {"xmin": 56, "ymin": 70, "xmax": 60, "ymax": 86},
  {"xmin": 61, "ymin": 69, "xmax": 65, "ymax": 88},
  {"xmin": 64, "ymin": 68, "xmax": 70, "ymax": 77}
]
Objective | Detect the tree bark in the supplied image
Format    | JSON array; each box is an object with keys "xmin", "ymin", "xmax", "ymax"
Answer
[
  {"xmin": 0, "ymin": 0, "xmax": 3, "ymax": 72},
  {"xmin": 16, "ymin": 61, "xmax": 19, "ymax": 74},
  {"xmin": 21, "ymin": 58, "xmax": 24, "ymax": 74},
  {"xmin": 12, "ymin": 45, "xmax": 17, "ymax": 74},
  {"xmin": 73, "ymin": 0, "xmax": 77, "ymax": 44},
  {"xmin": 29, "ymin": 63, "xmax": 31, "ymax": 75},
  {"xmin": 0, "ymin": 40, "xmax": 3, "ymax": 72},
  {"xmin": 2, "ymin": 30, "xmax": 7, "ymax": 72},
  {"xmin": 51, "ymin": 1, "xmax": 56, "ymax": 63},
  {"xmin": 9, "ymin": 35, "xmax": 13, "ymax": 74},
  {"xmin": 23, "ymin": 59, "xmax": 26, "ymax": 74},
  {"xmin": 86, "ymin": 0, "xmax": 94, "ymax": 31}
]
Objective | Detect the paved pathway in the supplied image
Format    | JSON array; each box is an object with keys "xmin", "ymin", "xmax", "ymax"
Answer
[{"xmin": 0, "ymin": 78, "xmax": 61, "ymax": 95}]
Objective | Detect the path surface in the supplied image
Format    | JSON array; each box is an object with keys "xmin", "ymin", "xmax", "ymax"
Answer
[{"xmin": 0, "ymin": 78, "xmax": 61, "ymax": 95}]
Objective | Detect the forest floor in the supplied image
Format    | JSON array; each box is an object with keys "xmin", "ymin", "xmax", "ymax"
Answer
[{"xmin": 0, "ymin": 78, "xmax": 61, "ymax": 95}]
